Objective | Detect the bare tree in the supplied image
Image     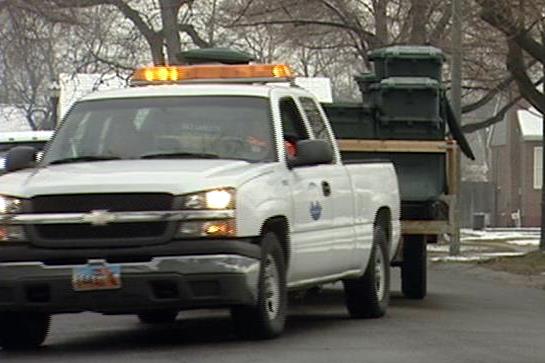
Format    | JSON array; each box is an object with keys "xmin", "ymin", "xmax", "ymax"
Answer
[
  {"xmin": 475, "ymin": 0, "xmax": 544, "ymax": 115},
  {"xmin": 0, "ymin": 2, "xmax": 139, "ymax": 129},
  {"xmin": 225, "ymin": 0, "xmax": 519, "ymax": 127},
  {"xmin": 47, "ymin": 0, "xmax": 213, "ymax": 65}
]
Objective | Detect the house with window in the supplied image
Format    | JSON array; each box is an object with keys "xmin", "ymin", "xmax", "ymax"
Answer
[{"xmin": 490, "ymin": 106, "xmax": 543, "ymax": 227}]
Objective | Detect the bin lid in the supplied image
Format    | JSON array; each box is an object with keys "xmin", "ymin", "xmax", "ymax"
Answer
[
  {"xmin": 177, "ymin": 48, "xmax": 255, "ymax": 65},
  {"xmin": 368, "ymin": 45, "xmax": 445, "ymax": 62},
  {"xmin": 372, "ymin": 77, "xmax": 441, "ymax": 90},
  {"xmin": 354, "ymin": 73, "xmax": 378, "ymax": 83},
  {"xmin": 322, "ymin": 102, "xmax": 373, "ymax": 113}
]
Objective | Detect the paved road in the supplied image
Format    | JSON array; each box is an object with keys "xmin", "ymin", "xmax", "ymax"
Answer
[{"xmin": 2, "ymin": 262, "xmax": 544, "ymax": 363}]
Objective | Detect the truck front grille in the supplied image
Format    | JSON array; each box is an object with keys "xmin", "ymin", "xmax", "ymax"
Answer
[
  {"xmin": 31, "ymin": 193, "xmax": 173, "ymax": 213},
  {"xmin": 29, "ymin": 193, "xmax": 173, "ymax": 246},
  {"xmin": 35, "ymin": 223, "xmax": 167, "ymax": 240}
]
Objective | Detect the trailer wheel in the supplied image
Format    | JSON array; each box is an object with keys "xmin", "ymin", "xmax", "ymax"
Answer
[
  {"xmin": 401, "ymin": 235, "xmax": 427, "ymax": 299},
  {"xmin": 231, "ymin": 232, "xmax": 287, "ymax": 339},
  {"xmin": 343, "ymin": 223, "xmax": 390, "ymax": 318},
  {"xmin": 0, "ymin": 312, "xmax": 50, "ymax": 350}
]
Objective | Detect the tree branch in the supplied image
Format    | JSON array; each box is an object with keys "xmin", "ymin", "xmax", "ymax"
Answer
[
  {"xmin": 461, "ymin": 75, "xmax": 515, "ymax": 114},
  {"xmin": 461, "ymin": 96, "xmax": 521, "ymax": 134},
  {"xmin": 51, "ymin": 0, "xmax": 165, "ymax": 64},
  {"xmin": 477, "ymin": 0, "xmax": 545, "ymax": 63},
  {"xmin": 178, "ymin": 23, "xmax": 210, "ymax": 48},
  {"xmin": 507, "ymin": 40, "xmax": 545, "ymax": 115},
  {"xmin": 461, "ymin": 76, "xmax": 544, "ymax": 134},
  {"xmin": 228, "ymin": 19, "xmax": 375, "ymax": 40},
  {"xmin": 429, "ymin": 3, "xmax": 451, "ymax": 40}
]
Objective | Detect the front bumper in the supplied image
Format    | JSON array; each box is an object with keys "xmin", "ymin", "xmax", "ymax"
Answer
[{"xmin": 0, "ymin": 254, "xmax": 260, "ymax": 314}]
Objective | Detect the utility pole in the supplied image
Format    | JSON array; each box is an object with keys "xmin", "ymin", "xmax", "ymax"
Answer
[
  {"xmin": 539, "ymin": 27, "xmax": 545, "ymax": 253},
  {"xmin": 48, "ymin": 79, "xmax": 60, "ymax": 129},
  {"xmin": 450, "ymin": 0, "xmax": 462, "ymax": 256}
]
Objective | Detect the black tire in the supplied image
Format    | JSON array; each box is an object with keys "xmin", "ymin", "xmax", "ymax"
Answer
[
  {"xmin": 137, "ymin": 310, "xmax": 178, "ymax": 324},
  {"xmin": 231, "ymin": 232, "xmax": 287, "ymax": 339},
  {"xmin": 343, "ymin": 224, "xmax": 390, "ymax": 319},
  {"xmin": 0, "ymin": 312, "xmax": 50, "ymax": 350},
  {"xmin": 401, "ymin": 235, "xmax": 427, "ymax": 299}
]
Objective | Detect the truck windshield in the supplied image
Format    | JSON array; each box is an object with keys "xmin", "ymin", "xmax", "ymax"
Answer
[{"xmin": 42, "ymin": 96, "xmax": 275, "ymax": 165}]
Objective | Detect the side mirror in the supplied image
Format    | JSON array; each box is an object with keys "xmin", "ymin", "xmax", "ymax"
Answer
[
  {"xmin": 5, "ymin": 146, "xmax": 37, "ymax": 172},
  {"xmin": 287, "ymin": 139, "xmax": 334, "ymax": 169}
]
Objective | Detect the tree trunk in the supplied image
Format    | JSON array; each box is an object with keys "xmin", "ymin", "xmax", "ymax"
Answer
[
  {"xmin": 159, "ymin": 0, "xmax": 182, "ymax": 65},
  {"xmin": 373, "ymin": 0, "xmax": 388, "ymax": 47},
  {"xmin": 409, "ymin": 0, "xmax": 429, "ymax": 44}
]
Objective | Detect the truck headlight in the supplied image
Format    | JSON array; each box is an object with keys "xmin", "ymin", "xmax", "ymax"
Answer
[
  {"xmin": 181, "ymin": 189, "xmax": 235, "ymax": 210},
  {"xmin": 176, "ymin": 189, "xmax": 236, "ymax": 238},
  {"xmin": 0, "ymin": 195, "xmax": 23, "ymax": 214},
  {"xmin": 176, "ymin": 219, "xmax": 236, "ymax": 238},
  {"xmin": 0, "ymin": 195, "xmax": 26, "ymax": 242},
  {"xmin": 0, "ymin": 225, "xmax": 26, "ymax": 242}
]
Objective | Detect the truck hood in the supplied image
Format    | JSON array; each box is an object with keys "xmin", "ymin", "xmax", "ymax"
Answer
[{"xmin": 0, "ymin": 159, "xmax": 275, "ymax": 197}]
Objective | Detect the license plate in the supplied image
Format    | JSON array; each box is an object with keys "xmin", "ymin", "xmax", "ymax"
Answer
[{"xmin": 72, "ymin": 263, "xmax": 121, "ymax": 291}]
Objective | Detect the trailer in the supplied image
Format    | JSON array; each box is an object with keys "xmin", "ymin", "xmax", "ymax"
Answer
[
  {"xmin": 324, "ymin": 45, "xmax": 473, "ymax": 299},
  {"xmin": 337, "ymin": 138, "xmax": 460, "ymax": 299}
]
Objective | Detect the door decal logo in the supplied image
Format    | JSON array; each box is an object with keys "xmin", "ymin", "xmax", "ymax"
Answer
[{"xmin": 310, "ymin": 201, "xmax": 322, "ymax": 221}]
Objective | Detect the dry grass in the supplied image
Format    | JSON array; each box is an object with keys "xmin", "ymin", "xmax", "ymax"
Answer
[{"xmin": 479, "ymin": 251, "xmax": 545, "ymax": 276}]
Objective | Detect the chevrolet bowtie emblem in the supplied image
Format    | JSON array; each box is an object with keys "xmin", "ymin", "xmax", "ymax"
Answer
[{"xmin": 81, "ymin": 210, "xmax": 116, "ymax": 226}]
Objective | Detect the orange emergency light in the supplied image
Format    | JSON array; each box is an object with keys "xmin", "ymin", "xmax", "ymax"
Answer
[{"xmin": 131, "ymin": 63, "xmax": 294, "ymax": 85}]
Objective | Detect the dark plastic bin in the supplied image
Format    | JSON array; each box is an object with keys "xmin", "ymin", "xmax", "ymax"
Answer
[
  {"xmin": 323, "ymin": 103, "xmax": 375, "ymax": 139},
  {"xmin": 368, "ymin": 45, "xmax": 445, "ymax": 81},
  {"xmin": 354, "ymin": 73, "xmax": 379, "ymax": 108},
  {"xmin": 341, "ymin": 151, "xmax": 447, "ymax": 202},
  {"xmin": 472, "ymin": 213, "xmax": 486, "ymax": 230},
  {"xmin": 372, "ymin": 77, "xmax": 444, "ymax": 140}
]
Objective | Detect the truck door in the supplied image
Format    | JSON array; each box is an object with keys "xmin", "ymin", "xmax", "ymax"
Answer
[
  {"xmin": 298, "ymin": 97, "xmax": 359, "ymax": 274},
  {"xmin": 278, "ymin": 96, "xmax": 337, "ymax": 282}
]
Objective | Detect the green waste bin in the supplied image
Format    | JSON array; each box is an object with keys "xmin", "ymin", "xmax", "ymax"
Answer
[
  {"xmin": 372, "ymin": 77, "xmax": 445, "ymax": 140},
  {"xmin": 341, "ymin": 151, "xmax": 447, "ymax": 202},
  {"xmin": 177, "ymin": 48, "xmax": 255, "ymax": 64},
  {"xmin": 368, "ymin": 45, "xmax": 445, "ymax": 81},
  {"xmin": 354, "ymin": 73, "xmax": 379, "ymax": 108},
  {"xmin": 323, "ymin": 103, "xmax": 375, "ymax": 139}
]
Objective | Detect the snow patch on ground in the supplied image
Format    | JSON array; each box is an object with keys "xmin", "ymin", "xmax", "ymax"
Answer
[
  {"xmin": 462, "ymin": 230, "xmax": 539, "ymax": 240},
  {"xmin": 506, "ymin": 239, "xmax": 539, "ymax": 246},
  {"xmin": 431, "ymin": 252, "xmax": 526, "ymax": 262},
  {"xmin": 428, "ymin": 244, "xmax": 492, "ymax": 253},
  {"xmin": 461, "ymin": 228, "xmax": 540, "ymax": 247}
]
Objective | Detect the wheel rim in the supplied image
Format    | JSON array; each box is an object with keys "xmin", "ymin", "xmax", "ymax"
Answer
[
  {"xmin": 263, "ymin": 254, "xmax": 281, "ymax": 320},
  {"xmin": 374, "ymin": 245, "xmax": 386, "ymax": 301}
]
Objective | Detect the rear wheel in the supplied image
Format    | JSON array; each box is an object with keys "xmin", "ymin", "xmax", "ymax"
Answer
[
  {"xmin": 137, "ymin": 310, "xmax": 178, "ymax": 324},
  {"xmin": 0, "ymin": 312, "xmax": 50, "ymax": 350},
  {"xmin": 343, "ymin": 224, "xmax": 390, "ymax": 318},
  {"xmin": 231, "ymin": 232, "xmax": 287, "ymax": 339},
  {"xmin": 401, "ymin": 234, "xmax": 427, "ymax": 299}
]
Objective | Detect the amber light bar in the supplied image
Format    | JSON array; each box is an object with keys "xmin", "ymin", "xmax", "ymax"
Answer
[{"xmin": 132, "ymin": 64, "xmax": 294, "ymax": 84}]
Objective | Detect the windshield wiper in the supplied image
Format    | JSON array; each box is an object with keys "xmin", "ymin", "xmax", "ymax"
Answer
[
  {"xmin": 139, "ymin": 152, "xmax": 221, "ymax": 159},
  {"xmin": 48, "ymin": 156, "xmax": 122, "ymax": 165}
]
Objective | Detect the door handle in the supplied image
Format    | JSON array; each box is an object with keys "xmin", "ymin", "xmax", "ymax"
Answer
[{"xmin": 321, "ymin": 181, "xmax": 331, "ymax": 197}]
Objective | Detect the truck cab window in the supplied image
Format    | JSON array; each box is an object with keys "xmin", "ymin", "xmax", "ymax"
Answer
[
  {"xmin": 300, "ymin": 98, "xmax": 334, "ymax": 147},
  {"xmin": 300, "ymin": 97, "xmax": 335, "ymax": 163},
  {"xmin": 279, "ymin": 97, "xmax": 309, "ymax": 157}
]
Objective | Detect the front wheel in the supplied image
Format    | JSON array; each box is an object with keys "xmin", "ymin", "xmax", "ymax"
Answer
[
  {"xmin": 231, "ymin": 232, "xmax": 287, "ymax": 339},
  {"xmin": 0, "ymin": 312, "xmax": 51, "ymax": 350},
  {"xmin": 343, "ymin": 224, "xmax": 390, "ymax": 318}
]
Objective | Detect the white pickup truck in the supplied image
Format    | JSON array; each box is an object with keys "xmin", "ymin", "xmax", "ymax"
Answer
[{"xmin": 0, "ymin": 63, "xmax": 400, "ymax": 349}]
